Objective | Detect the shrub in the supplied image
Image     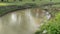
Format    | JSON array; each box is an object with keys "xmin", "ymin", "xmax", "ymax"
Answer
[{"xmin": 35, "ymin": 12, "xmax": 60, "ymax": 34}]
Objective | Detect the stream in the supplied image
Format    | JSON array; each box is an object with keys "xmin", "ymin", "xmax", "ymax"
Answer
[{"xmin": 0, "ymin": 8, "xmax": 51, "ymax": 34}]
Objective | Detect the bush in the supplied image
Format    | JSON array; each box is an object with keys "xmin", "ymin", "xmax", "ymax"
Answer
[{"xmin": 35, "ymin": 12, "xmax": 60, "ymax": 34}]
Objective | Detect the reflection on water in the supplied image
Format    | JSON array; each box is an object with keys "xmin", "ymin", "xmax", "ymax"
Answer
[{"xmin": 0, "ymin": 8, "xmax": 51, "ymax": 34}]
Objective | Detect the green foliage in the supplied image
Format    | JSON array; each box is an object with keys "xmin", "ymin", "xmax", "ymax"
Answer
[{"xmin": 35, "ymin": 12, "xmax": 60, "ymax": 34}]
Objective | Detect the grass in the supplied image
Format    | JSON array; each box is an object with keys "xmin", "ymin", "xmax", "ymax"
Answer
[
  {"xmin": 0, "ymin": 0, "xmax": 60, "ymax": 6},
  {"xmin": 0, "ymin": 3, "xmax": 16, "ymax": 6}
]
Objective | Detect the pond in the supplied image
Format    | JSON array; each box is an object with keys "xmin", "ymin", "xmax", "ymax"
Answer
[{"xmin": 0, "ymin": 8, "xmax": 51, "ymax": 34}]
